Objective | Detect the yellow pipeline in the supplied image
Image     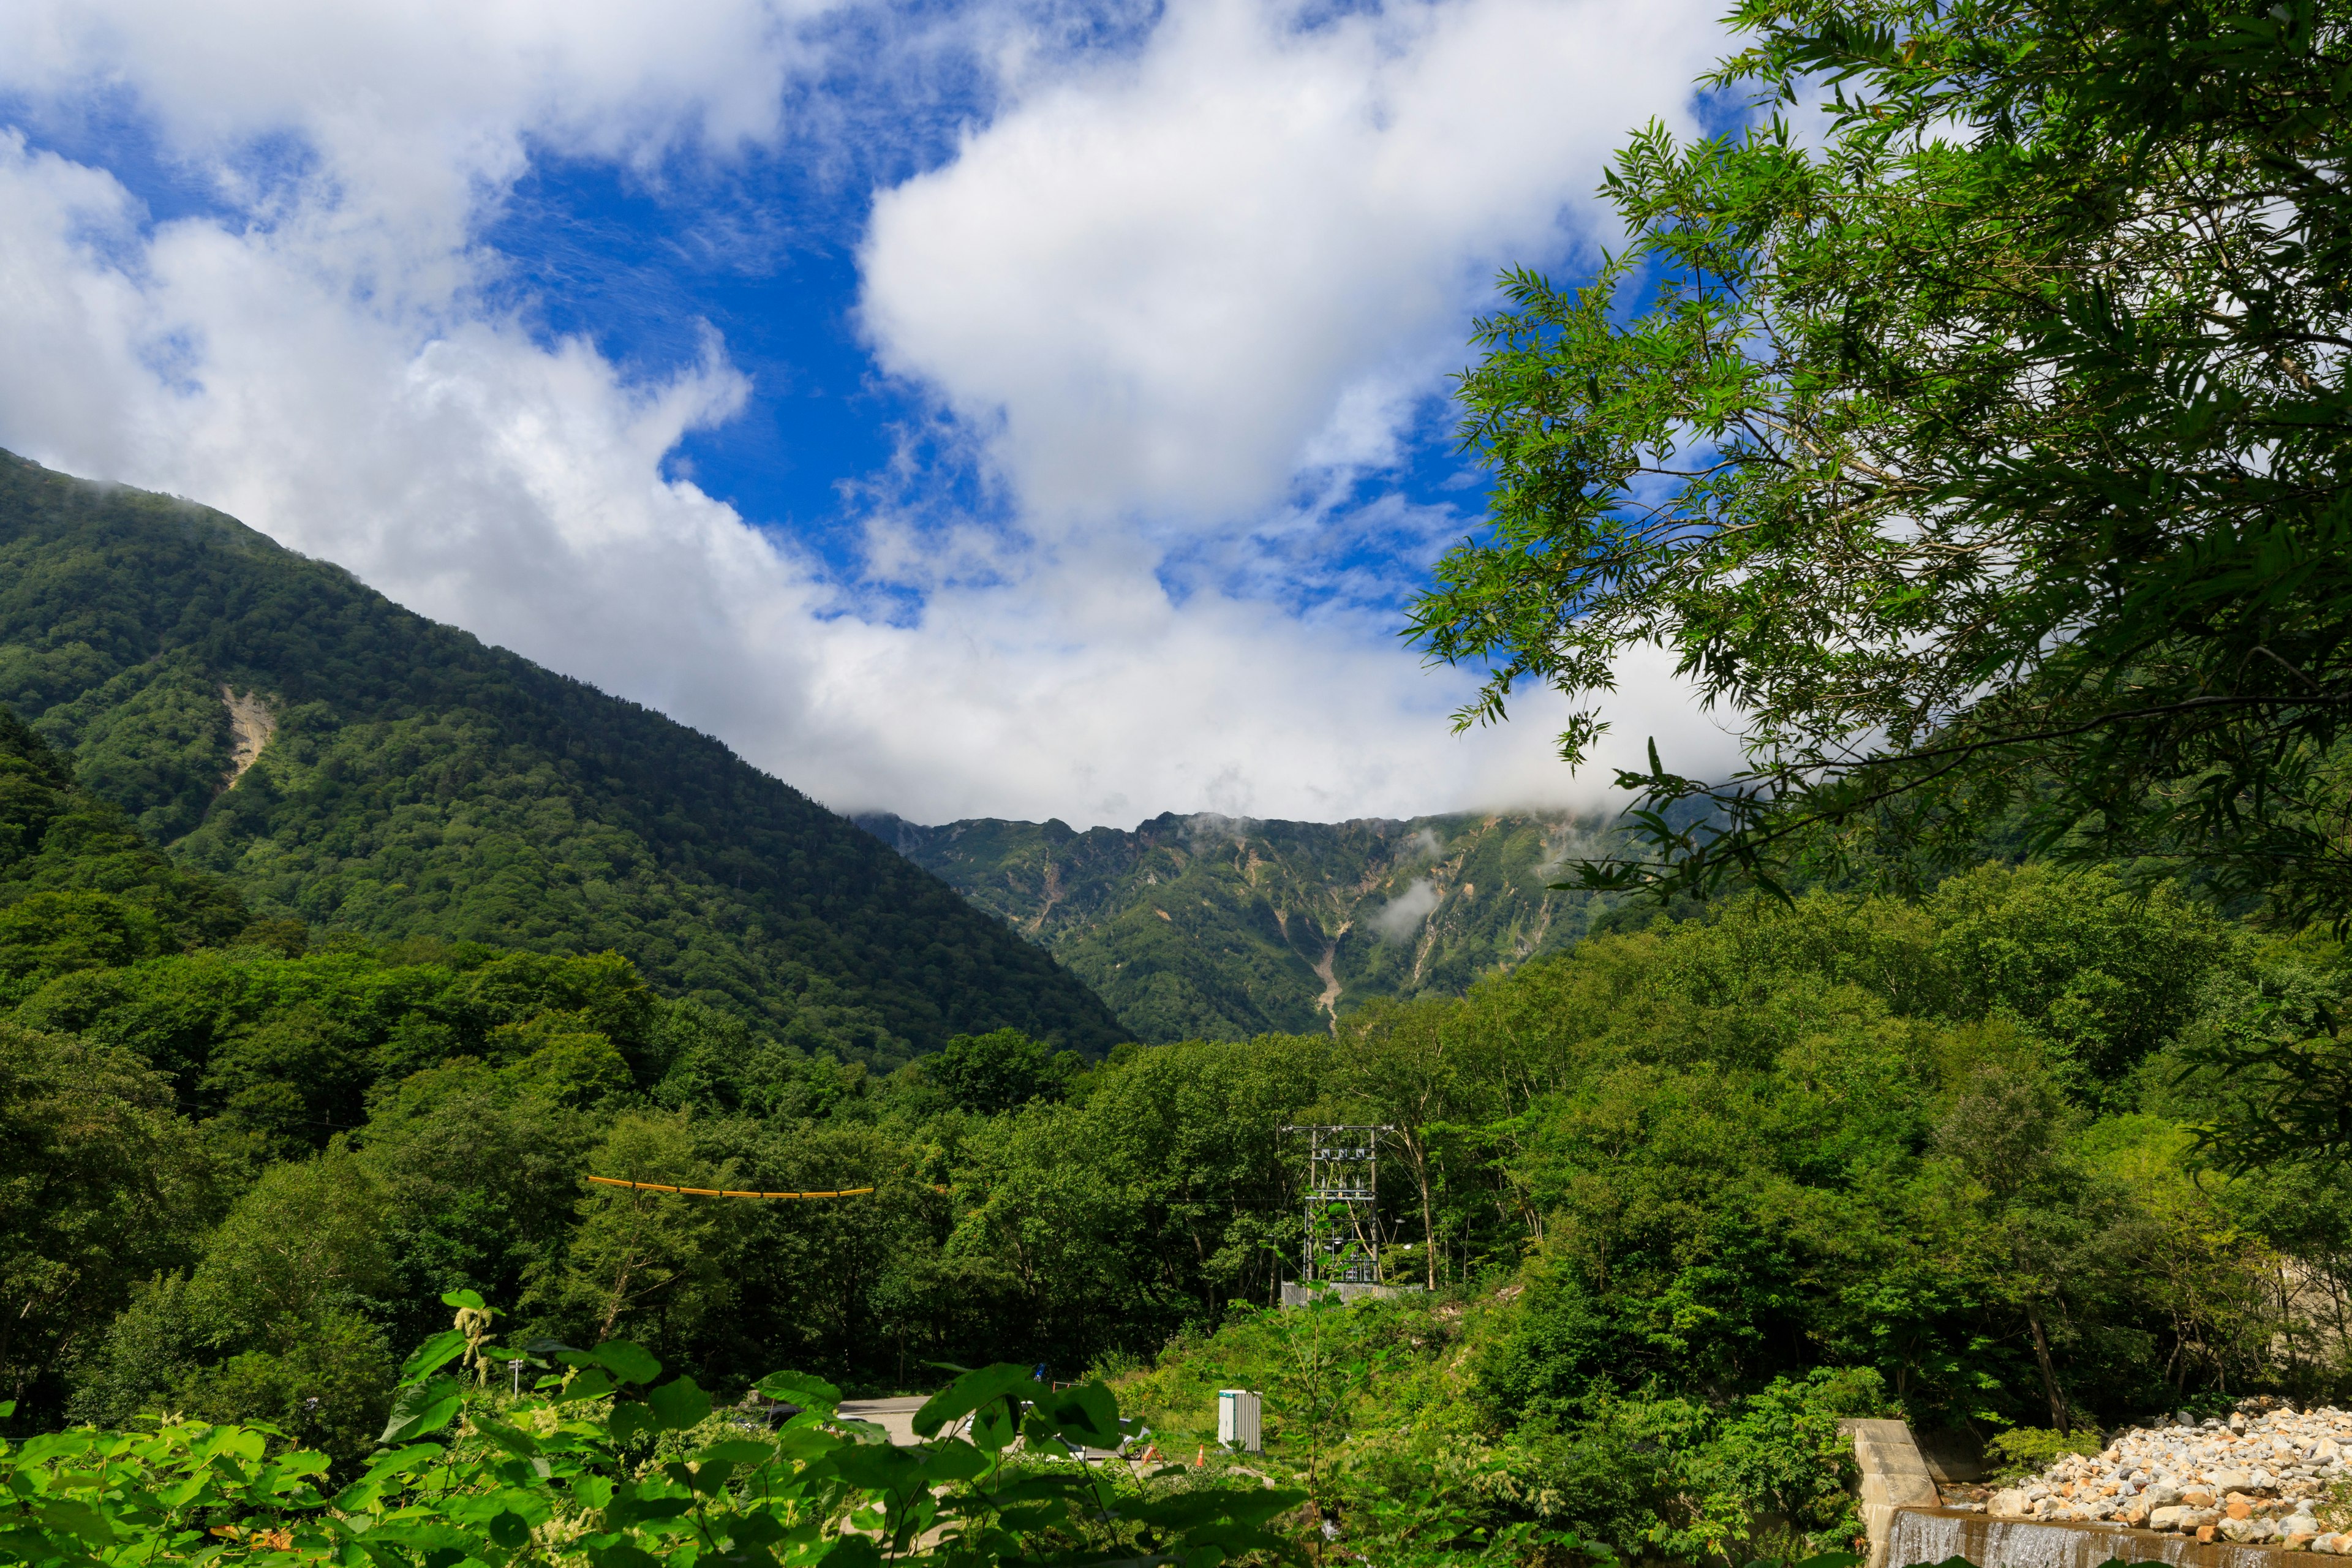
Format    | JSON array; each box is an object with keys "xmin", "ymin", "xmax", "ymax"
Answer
[{"xmin": 585, "ymin": 1176, "xmax": 948, "ymax": 1199}]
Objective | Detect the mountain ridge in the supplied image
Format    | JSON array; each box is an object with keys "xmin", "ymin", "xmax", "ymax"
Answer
[
  {"xmin": 861, "ymin": 807, "xmax": 1623, "ymax": 1041},
  {"xmin": 0, "ymin": 449, "xmax": 1123, "ymax": 1063}
]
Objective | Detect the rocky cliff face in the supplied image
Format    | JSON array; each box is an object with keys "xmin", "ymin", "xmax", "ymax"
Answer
[{"xmin": 861, "ymin": 808, "xmax": 1623, "ymax": 1041}]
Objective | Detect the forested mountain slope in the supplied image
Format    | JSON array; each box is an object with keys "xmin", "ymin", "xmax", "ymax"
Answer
[
  {"xmin": 860, "ymin": 809, "xmax": 1620, "ymax": 1040},
  {"xmin": 0, "ymin": 450, "xmax": 1121, "ymax": 1062}
]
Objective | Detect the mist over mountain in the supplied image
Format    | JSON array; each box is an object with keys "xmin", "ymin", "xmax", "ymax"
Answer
[{"xmin": 861, "ymin": 808, "xmax": 1623, "ymax": 1041}]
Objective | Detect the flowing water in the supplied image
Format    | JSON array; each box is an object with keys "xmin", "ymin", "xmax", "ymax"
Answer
[{"xmin": 1887, "ymin": 1507, "xmax": 2320, "ymax": 1568}]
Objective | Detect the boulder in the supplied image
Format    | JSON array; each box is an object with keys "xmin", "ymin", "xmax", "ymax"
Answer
[
  {"xmin": 2148, "ymin": 1507, "xmax": 2193, "ymax": 1531},
  {"xmin": 1989, "ymin": 1490, "xmax": 2031, "ymax": 1520}
]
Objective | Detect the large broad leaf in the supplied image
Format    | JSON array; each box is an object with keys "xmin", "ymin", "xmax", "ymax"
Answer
[
  {"xmin": 592, "ymin": 1341, "xmax": 662, "ymax": 1387},
  {"xmin": 1028, "ymin": 1382, "xmax": 1120, "ymax": 1450},
  {"xmin": 919, "ymin": 1438, "xmax": 989, "ymax": 1484},
  {"xmin": 968, "ymin": 1399, "xmax": 1020, "ymax": 1453},
  {"xmin": 467, "ymin": 1417, "xmax": 541, "ymax": 1460},
  {"xmin": 813, "ymin": 1536, "xmax": 880, "ymax": 1568},
  {"xmin": 32, "ymin": 1500, "xmax": 115, "ymax": 1548},
  {"xmin": 644, "ymin": 1376, "xmax": 712, "ymax": 1431},
  {"xmin": 701, "ymin": 1550, "xmax": 777, "ymax": 1568},
  {"xmin": 753, "ymin": 1370, "xmax": 840, "ymax": 1414},
  {"xmin": 353, "ymin": 1521, "xmax": 478, "ymax": 1553},
  {"xmin": 396, "ymin": 1331, "xmax": 468, "ymax": 1388},
  {"xmin": 440, "ymin": 1288, "xmax": 488, "ymax": 1312},
  {"xmin": 1136, "ymin": 1486, "xmax": 1305, "ymax": 1532},
  {"xmin": 378, "ymin": 1378, "xmax": 464, "ymax": 1444},
  {"xmin": 693, "ymin": 1439, "xmax": 777, "ymax": 1472},
  {"xmin": 823, "ymin": 1441, "xmax": 922, "ymax": 1491},
  {"xmin": 607, "ymin": 1403, "xmax": 658, "ymax": 1445},
  {"xmin": 554, "ymin": 1369, "xmax": 616, "ymax": 1404},
  {"xmin": 912, "ymin": 1363, "xmax": 1036, "ymax": 1439},
  {"xmin": 588, "ymin": 1544, "xmax": 660, "ymax": 1568}
]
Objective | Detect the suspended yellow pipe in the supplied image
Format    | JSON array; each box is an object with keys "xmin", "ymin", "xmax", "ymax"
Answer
[
  {"xmin": 586, "ymin": 1175, "xmax": 876, "ymax": 1200},
  {"xmin": 585, "ymin": 1176, "xmax": 949, "ymax": 1199}
]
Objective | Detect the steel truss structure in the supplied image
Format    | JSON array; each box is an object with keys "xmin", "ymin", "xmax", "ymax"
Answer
[{"xmin": 1279, "ymin": 1123, "xmax": 1394, "ymax": 1285}]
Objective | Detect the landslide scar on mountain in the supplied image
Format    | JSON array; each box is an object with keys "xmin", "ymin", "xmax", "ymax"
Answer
[{"xmin": 221, "ymin": 686, "xmax": 275, "ymax": 788}]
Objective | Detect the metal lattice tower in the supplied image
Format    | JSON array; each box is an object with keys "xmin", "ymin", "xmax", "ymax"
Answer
[{"xmin": 1280, "ymin": 1124, "xmax": 1393, "ymax": 1285}]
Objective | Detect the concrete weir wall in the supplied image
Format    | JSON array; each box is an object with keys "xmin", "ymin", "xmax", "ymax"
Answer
[
  {"xmin": 1846, "ymin": 1422, "xmax": 2335, "ymax": 1568},
  {"xmin": 1845, "ymin": 1420, "xmax": 1943, "ymax": 1568},
  {"xmin": 1885, "ymin": 1507, "xmax": 2340, "ymax": 1568}
]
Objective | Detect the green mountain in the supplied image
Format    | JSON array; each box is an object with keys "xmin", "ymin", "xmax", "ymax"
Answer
[
  {"xmin": 0, "ymin": 450, "xmax": 1122, "ymax": 1063},
  {"xmin": 859, "ymin": 809, "xmax": 1621, "ymax": 1041}
]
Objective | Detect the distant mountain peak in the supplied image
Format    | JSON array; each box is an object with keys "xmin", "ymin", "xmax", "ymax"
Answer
[{"xmin": 865, "ymin": 808, "xmax": 1622, "ymax": 1041}]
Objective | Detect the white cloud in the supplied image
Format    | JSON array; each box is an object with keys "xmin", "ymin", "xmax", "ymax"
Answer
[
  {"xmin": 861, "ymin": 0, "xmax": 1722, "ymax": 526},
  {"xmin": 0, "ymin": 0, "xmax": 1741, "ymax": 831},
  {"xmin": 1370, "ymin": 877, "xmax": 1440, "ymax": 940}
]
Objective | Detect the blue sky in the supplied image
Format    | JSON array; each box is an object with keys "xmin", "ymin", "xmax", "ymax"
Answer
[{"xmin": 0, "ymin": 0, "xmax": 1739, "ymax": 826}]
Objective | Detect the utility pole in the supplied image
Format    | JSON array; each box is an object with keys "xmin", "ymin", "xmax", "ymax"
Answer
[{"xmin": 1279, "ymin": 1125, "xmax": 1393, "ymax": 1286}]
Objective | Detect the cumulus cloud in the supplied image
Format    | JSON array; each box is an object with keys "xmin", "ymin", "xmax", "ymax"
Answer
[
  {"xmin": 1371, "ymin": 877, "xmax": 1441, "ymax": 940},
  {"xmin": 861, "ymin": 0, "xmax": 1722, "ymax": 527},
  {"xmin": 0, "ymin": 0, "xmax": 1742, "ymax": 830}
]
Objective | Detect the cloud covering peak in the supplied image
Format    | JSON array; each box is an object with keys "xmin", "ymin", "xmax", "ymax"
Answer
[{"xmin": 0, "ymin": 0, "xmax": 1736, "ymax": 827}]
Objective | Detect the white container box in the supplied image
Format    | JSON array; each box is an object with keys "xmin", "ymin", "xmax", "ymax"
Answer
[{"xmin": 1216, "ymin": 1388, "xmax": 1262, "ymax": 1452}]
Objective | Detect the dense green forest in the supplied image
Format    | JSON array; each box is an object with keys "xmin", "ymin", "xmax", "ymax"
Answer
[
  {"xmin": 863, "ymin": 810, "xmax": 1628, "ymax": 1041},
  {"xmin": 0, "ymin": 450, "xmax": 1121, "ymax": 1066},
  {"xmin": 6, "ymin": 2, "xmax": 2351, "ymax": 1567},
  {"xmin": 15, "ymin": 685, "xmax": 2352, "ymax": 1559}
]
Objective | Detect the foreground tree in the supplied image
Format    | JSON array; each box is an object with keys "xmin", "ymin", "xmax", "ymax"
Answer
[{"xmin": 1410, "ymin": 0, "xmax": 2352, "ymax": 918}]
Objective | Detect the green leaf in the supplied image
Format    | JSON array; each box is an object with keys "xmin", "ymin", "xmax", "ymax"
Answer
[
  {"xmin": 607, "ymin": 1403, "xmax": 657, "ymax": 1446},
  {"xmin": 589, "ymin": 1544, "xmax": 660, "ymax": 1568},
  {"xmin": 439, "ymin": 1289, "xmax": 488, "ymax": 1312},
  {"xmin": 824, "ymin": 1442, "xmax": 921, "ymax": 1491},
  {"xmin": 590, "ymin": 1341, "xmax": 662, "ymax": 1386},
  {"xmin": 813, "ymin": 1532, "xmax": 882, "ymax": 1568},
  {"xmin": 486, "ymin": 1513, "xmax": 532, "ymax": 1550},
  {"xmin": 729, "ymin": 1514, "xmax": 790, "ymax": 1547},
  {"xmin": 693, "ymin": 1439, "xmax": 775, "ymax": 1468},
  {"xmin": 752, "ymin": 1371, "xmax": 840, "ymax": 1414},
  {"xmin": 554, "ymin": 1369, "xmax": 616, "ymax": 1404},
  {"xmin": 644, "ymin": 1376, "xmax": 712, "ymax": 1432},
  {"xmin": 911, "ymin": 1363, "xmax": 1035, "ymax": 1439},
  {"xmin": 966, "ymin": 1398, "xmax": 1019, "ymax": 1452},
  {"xmin": 919, "ymin": 1438, "xmax": 989, "ymax": 1483},
  {"xmin": 467, "ymin": 1417, "xmax": 541, "ymax": 1460},
  {"xmin": 378, "ymin": 1378, "xmax": 464, "ymax": 1444},
  {"xmin": 33, "ymin": 1499, "xmax": 115, "ymax": 1547},
  {"xmin": 398, "ymin": 1330, "xmax": 469, "ymax": 1387},
  {"xmin": 1031, "ymin": 1381, "xmax": 1120, "ymax": 1449}
]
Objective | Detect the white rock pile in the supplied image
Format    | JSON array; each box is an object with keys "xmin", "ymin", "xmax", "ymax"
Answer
[{"xmin": 1980, "ymin": 1408, "xmax": 2352, "ymax": 1551}]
